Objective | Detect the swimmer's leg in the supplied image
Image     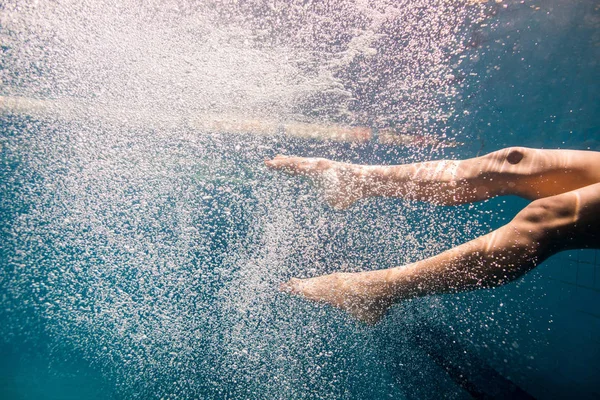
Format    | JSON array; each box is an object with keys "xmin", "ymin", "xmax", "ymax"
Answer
[
  {"xmin": 280, "ymin": 182, "xmax": 600, "ymax": 324},
  {"xmin": 266, "ymin": 148, "xmax": 600, "ymax": 208}
]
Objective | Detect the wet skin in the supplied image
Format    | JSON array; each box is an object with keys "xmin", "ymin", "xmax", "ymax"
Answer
[{"xmin": 266, "ymin": 148, "xmax": 600, "ymax": 324}]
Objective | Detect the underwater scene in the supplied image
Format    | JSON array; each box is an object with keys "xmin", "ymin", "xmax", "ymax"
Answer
[{"xmin": 1, "ymin": 0, "xmax": 599, "ymax": 399}]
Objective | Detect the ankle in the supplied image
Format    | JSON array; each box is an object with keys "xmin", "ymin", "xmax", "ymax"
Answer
[{"xmin": 354, "ymin": 165, "xmax": 386, "ymax": 199}]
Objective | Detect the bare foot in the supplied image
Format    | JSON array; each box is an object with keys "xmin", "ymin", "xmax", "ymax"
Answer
[
  {"xmin": 280, "ymin": 270, "xmax": 396, "ymax": 325},
  {"xmin": 265, "ymin": 155, "xmax": 365, "ymax": 209}
]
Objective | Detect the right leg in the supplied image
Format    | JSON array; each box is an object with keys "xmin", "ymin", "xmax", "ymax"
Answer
[
  {"xmin": 280, "ymin": 182, "xmax": 600, "ymax": 324},
  {"xmin": 265, "ymin": 147, "xmax": 600, "ymax": 208}
]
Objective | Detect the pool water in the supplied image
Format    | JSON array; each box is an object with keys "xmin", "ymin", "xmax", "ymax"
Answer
[{"xmin": 1, "ymin": 0, "xmax": 599, "ymax": 399}]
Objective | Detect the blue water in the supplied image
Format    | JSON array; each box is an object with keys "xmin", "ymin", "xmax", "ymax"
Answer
[{"xmin": 2, "ymin": 0, "xmax": 600, "ymax": 399}]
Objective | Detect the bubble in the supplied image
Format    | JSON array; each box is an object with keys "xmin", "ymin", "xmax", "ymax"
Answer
[{"xmin": 0, "ymin": 0, "xmax": 510, "ymax": 398}]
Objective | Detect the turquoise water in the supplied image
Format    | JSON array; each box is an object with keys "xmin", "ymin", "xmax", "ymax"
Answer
[{"xmin": 1, "ymin": 0, "xmax": 599, "ymax": 399}]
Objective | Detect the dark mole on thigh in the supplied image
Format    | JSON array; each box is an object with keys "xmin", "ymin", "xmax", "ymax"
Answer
[{"xmin": 507, "ymin": 149, "xmax": 524, "ymax": 165}]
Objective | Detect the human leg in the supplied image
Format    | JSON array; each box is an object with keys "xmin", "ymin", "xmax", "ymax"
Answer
[
  {"xmin": 265, "ymin": 148, "xmax": 600, "ymax": 208},
  {"xmin": 280, "ymin": 182, "xmax": 600, "ymax": 324}
]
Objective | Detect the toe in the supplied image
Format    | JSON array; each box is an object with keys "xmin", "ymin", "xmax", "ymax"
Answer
[
  {"xmin": 265, "ymin": 155, "xmax": 300, "ymax": 171},
  {"xmin": 266, "ymin": 156, "xmax": 316, "ymax": 176},
  {"xmin": 279, "ymin": 278, "xmax": 302, "ymax": 294},
  {"xmin": 265, "ymin": 156, "xmax": 285, "ymax": 168}
]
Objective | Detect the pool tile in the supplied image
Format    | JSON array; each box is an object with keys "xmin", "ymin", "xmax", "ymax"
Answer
[
  {"xmin": 561, "ymin": 260, "xmax": 578, "ymax": 284},
  {"xmin": 543, "ymin": 260, "xmax": 562, "ymax": 280},
  {"xmin": 575, "ymin": 287, "xmax": 600, "ymax": 319},
  {"xmin": 595, "ymin": 265, "xmax": 600, "ymax": 291},
  {"xmin": 578, "ymin": 250, "xmax": 596, "ymax": 265},
  {"xmin": 576, "ymin": 263, "xmax": 595, "ymax": 288}
]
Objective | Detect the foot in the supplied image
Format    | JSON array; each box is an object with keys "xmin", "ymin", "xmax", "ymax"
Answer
[
  {"xmin": 280, "ymin": 271, "xmax": 396, "ymax": 325},
  {"xmin": 265, "ymin": 155, "xmax": 365, "ymax": 209}
]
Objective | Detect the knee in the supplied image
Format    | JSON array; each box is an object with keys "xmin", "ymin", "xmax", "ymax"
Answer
[
  {"xmin": 512, "ymin": 193, "xmax": 578, "ymax": 244},
  {"xmin": 483, "ymin": 147, "xmax": 532, "ymax": 168}
]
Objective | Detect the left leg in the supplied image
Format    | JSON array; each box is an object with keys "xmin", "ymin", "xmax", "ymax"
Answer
[
  {"xmin": 280, "ymin": 182, "xmax": 600, "ymax": 324},
  {"xmin": 266, "ymin": 148, "xmax": 600, "ymax": 208}
]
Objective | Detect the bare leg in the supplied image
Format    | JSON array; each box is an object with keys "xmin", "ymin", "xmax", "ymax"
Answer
[
  {"xmin": 280, "ymin": 183, "xmax": 600, "ymax": 324},
  {"xmin": 265, "ymin": 147, "xmax": 600, "ymax": 208}
]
